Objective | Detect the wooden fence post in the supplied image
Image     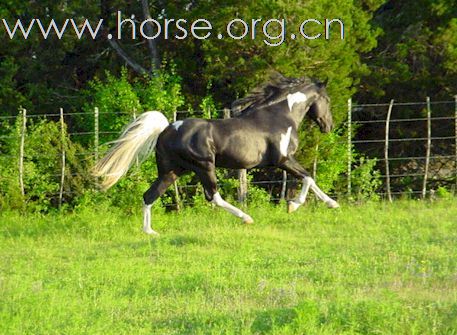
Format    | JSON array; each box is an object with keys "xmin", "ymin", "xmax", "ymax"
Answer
[
  {"xmin": 173, "ymin": 111, "xmax": 181, "ymax": 211},
  {"xmin": 280, "ymin": 171, "xmax": 287, "ymax": 202},
  {"xmin": 238, "ymin": 169, "xmax": 248, "ymax": 204},
  {"xmin": 59, "ymin": 108, "xmax": 66, "ymax": 207},
  {"xmin": 455, "ymin": 95, "xmax": 457, "ymax": 194},
  {"xmin": 347, "ymin": 98, "xmax": 352, "ymax": 196},
  {"xmin": 384, "ymin": 99, "xmax": 394, "ymax": 202},
  {"xmin": 312, "ymin": 144, "xmax": 319, "ymax": 180},
  {"xmin": 19, "ymin": 107, "xmax": 27, "ymax": 197},
  {"xmin": 422, "ymin": 97, "xmax": 431, "ymax": 199},
  {"xmin": 94, "ymin": 107, "xmax": 99, "ymax": 161}
]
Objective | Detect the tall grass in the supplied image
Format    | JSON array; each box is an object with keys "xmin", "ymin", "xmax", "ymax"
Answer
[{"xmin": 1, "ymin": 200, "xmax": 457, "ymax": 334}]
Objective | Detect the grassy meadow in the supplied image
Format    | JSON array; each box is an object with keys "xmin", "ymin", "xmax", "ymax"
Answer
[{"xmin": 1, "ymin": 200, "xmax": 457, "ymax": 334}]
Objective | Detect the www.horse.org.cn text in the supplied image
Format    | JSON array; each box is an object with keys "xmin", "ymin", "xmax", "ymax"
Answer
[{"xmin": 1, "ymin": 11, "xmax": 345, "ymax": 47}]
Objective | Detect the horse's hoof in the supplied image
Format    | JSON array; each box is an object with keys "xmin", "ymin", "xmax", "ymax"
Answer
[
  {"xmin": 243, "ymin": 216, "xmax": 254, "ymax": 225},
  {"xmin": 143, "ymin": 227, "xmax": 160, "ymax": 236},
  {"xmin": 288, "ymin": 201, "xmax": 299, "ymax": 213},
  {"xmin": 326, "ymin": 200, "xmax": 340, "ymax": 209}
]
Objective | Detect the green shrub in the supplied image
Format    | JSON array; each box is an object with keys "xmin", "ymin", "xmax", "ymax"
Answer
[
  {"xmin": 436, "ymin": 186, "xmax": 452, "ymax": 199},
  {"xmin": 312, "ymin": 131, "xmax": 349, "ymax": 193},
  {"xmin": 0, "ymin": 116, "xmax": 91, "ymax": 212},
  {"xmin": 351, "ymin": 156, "xmax": 382, "ymax": 201},
  {"xmin": 246, "ymin": 171, "xmax": 272, "ymax": 205},
  {"xmin": 135, "ymin": 62, "xmax": 185, "ymax": 119}
]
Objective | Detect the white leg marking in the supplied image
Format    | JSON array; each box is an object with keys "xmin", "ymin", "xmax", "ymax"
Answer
[
  {"xmin": 288, "ymin": 176, "xmax": 339, "ymax": 212},
  {"xmin": 211, "ymin": 192, "xmax": 253, "ymax": 224},
  {"xmin": 280, "ymin": 127, "xmax": 292, "ymax": 157},
  {"xmin": 308, "ymin": 179, "xmax": 340, "ymax": 208},
  {"xmin": 287, "ymin": 92, "xmax": 307, "ymax": 112},
  {"xmin": 288, "ymin": 176, "xmax": 312, "ymax": 213},
  {"xmin": 143, "ymin": 203, "xmax": 159, "ymax": 235}
]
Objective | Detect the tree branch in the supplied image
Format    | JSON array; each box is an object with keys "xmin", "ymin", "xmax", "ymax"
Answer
[
  {"xmin": 100, "ymin": 0, "xmax": 152, "ymax": 77},
  {"xmin": 140, "ymin": 0, "xmax": 161, "ymax": 70},
  {"xmin": 107, "ymin": 38, "xmax": 152, "ymax": 76}
]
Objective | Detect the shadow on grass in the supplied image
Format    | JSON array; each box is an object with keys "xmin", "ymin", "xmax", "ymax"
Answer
[{"xmin": 168, "ymin": 234, "xmax": 207, "ymax": 247}]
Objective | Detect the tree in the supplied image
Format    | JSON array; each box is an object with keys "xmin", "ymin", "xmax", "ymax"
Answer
[{"xmin": 358, "ymin": 0, "xmax": 457, "ymax": 101}]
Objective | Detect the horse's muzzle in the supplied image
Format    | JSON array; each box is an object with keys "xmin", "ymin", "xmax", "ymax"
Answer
[{"xmin": 320, "ymin": 122, "xmax": 333, "ymax": 133}]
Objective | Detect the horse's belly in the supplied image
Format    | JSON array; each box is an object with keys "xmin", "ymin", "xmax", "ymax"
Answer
[{"xmin": 215, "ymin": 145, "xmax": 265, "ymax": 169}]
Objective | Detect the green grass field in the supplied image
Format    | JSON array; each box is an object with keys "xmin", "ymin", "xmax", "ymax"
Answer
[{"xmin": 1, "ymin": 200, "xmax": 457, "ymax": 334}]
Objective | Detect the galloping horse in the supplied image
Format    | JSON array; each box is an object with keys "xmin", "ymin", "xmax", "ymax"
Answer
[{"xmin": 93, "ymin": 75, "xmax": 339, "ymax": 235}]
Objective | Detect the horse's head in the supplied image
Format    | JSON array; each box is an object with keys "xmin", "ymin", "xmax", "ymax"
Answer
[
  {"xmin": 231, "ymin": 75, "xmax": 334, "ymax": 134},
  {"xmin": 307, "ymin": 81, "xmax": 333, "ymax": 133}
]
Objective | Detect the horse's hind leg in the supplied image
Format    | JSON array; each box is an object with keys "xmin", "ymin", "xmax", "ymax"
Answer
[
  {"xmin": 195, "ymin": 166, "xmax": 254, "ymax": 224},
  {"xmin": 142, "ymin": 170, "xmax": 179, "ymax": 235}
]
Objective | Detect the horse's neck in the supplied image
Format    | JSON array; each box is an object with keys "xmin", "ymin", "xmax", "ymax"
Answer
[{"xmin": 288, "ymin": 94, "xmax": 317, "ymax": 127}]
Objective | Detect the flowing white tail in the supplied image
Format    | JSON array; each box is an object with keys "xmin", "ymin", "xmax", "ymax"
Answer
[{"xmin": 92, "ymin": 111, "xmax": 169, "ymax": 190}]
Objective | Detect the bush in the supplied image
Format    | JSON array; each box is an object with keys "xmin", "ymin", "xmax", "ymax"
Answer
[
  {"xmin": 435, "ymin": 186, "xmax": 452, "ymax": 199},
  {"xmin": 0, "ymin": 116, "xmax": 91, "ymax": 212},
  {"xmin": 312, "ymin": 131, "xmax": 349, "ymax": 193},
  {"xmin": 135, "ymin": 62, "xmax": 185, "ymax": 118},
  {"xmin": 351, "ymin": 156, "xmax": 382, "ymax": 201}
]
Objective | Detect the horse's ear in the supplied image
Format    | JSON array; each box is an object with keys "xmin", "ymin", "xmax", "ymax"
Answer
[{"xmin": 269, "ymin": 71, "xmax": 286, "ymax": 83}]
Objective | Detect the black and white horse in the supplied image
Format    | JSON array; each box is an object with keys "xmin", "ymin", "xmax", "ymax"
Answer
[{"xmin": 93, "ymin": 76, "xmax": 339, "ymax": 235}]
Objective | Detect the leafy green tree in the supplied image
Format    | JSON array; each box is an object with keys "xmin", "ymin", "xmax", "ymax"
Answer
[
  {"xmin": 359, "ymin": 0, "xmax": 457, "ymax": 101},
  {"xmin": 0, "ymin": 1, "xmax": 108, "ymax": 115}
]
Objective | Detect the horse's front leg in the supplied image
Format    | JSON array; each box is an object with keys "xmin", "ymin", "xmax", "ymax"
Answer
[{"xmin": 280, "ymin": 157, "xmax": 339, "ymax": 212}]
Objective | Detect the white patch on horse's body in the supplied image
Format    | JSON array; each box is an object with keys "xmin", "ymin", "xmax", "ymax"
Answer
[
  {"xmin": 288, "ymin": 176, "xmax": 339, "ymax": 213},
  {"xmin": 280, "ymin": 126, "xmax": 292, "ymax": 157},
  {"xmin": 211, "ymin": 192, "xmax": 253, "ymax": 224},
  {"xmin": 172, "ymin": 120, "xmax": 184, "ymax": 131},
  {"xmin": 287, "ymin": 92, "xmax": 307, "ymax": 112},
  {"xmin": 143, "ymin": 203, "xmax": 159, "ymax": 235}
]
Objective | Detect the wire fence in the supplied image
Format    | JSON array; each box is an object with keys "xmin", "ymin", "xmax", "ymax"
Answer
[
  {"xmin": 349, "ymin": 96, "xmax": 457, "ymax": 201},
  {"xmin": 1, "ymin": 95, "xmax": 456, "ymax": 207}
]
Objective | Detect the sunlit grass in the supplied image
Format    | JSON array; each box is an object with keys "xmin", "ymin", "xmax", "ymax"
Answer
[{"xmin": 1, "ymin": 200, "xmax": 457, "ymax": 334}]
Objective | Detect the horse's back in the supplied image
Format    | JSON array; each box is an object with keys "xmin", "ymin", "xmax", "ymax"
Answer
[{"xmin": 156, "ymin": 118, "xmax": 215, "ymax": 167}]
